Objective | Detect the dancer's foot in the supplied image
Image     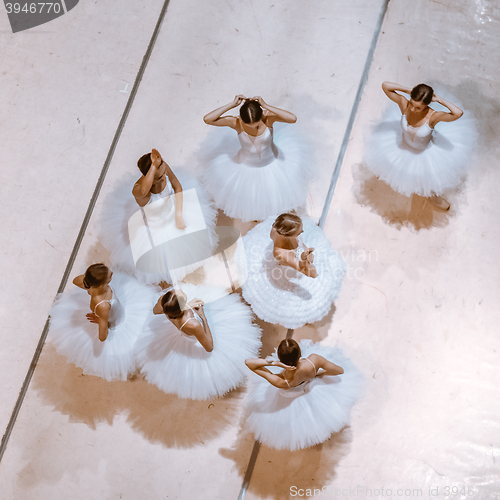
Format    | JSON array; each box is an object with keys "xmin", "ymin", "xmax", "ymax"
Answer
[{"xmin": 429, "ymin": 195, "xmax": 450, "ymax": 211}]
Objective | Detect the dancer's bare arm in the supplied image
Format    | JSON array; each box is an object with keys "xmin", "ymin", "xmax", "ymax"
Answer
[
  {"xmin": 310, "ymin": 354, "xmax": 344, "ymax": 376},
  {"xmin": 428, "ymin": 94, "xmax": 463, "ymax": 127},
  {"xmin": 203, "ymin": 95, "xmax": 246, "ymax": 128},
  {"xmin": 252, "ymin": 96, "xmax": 297, "ymax": 126},
  {"xmin": 382, "ymin": 81, "xmax": 411, "ymax": 114},
  {"xmin": 245, "ymin": 358, "xmax": 290, "ymax": 389}
]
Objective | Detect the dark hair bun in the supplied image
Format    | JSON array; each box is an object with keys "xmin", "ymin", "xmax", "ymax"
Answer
[
  {"xmin": 240, "ymin": 100, "xmax": 263, "ymax": 124},
  {"xmin": 161, "ymin": 290, "xmax": 184, "ymax": 319},
  {"xmin": 83, "ymin": 263, "xmax": 110, "ymax": 288},
  {"xmin": 410, "ymin": 83, "xmax": 434, "ymax": 105},
  {"xmin": 277, "ymin": 339, "xmax": 301, "ymax": 367}
]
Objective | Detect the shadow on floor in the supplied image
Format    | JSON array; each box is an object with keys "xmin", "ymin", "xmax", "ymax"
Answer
[
  {"xmin": 220, "ymin": 427, "xmax": 353, "ymax": 499},
  {"xmin": 295, "ymin": 305, "xmax": 337, "ymax": 342},
  {"xmin": 353, "ymin": 163, "xmax": 461, "ymax": 231},
  {"xmin": 240, "ymin": 298, "xmax": 338, "ymax": 354},
  {"xmin": 33, "ymin": 344, "xmax": 243, "ymax": 449}
]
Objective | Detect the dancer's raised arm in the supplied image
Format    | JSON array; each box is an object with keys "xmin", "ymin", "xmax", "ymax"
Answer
[
  {"xmin": 428, "ymin": 93, "xmax": 463, "ymax": 127},
  {"xmin": 251, "ymin": 96, "xmax": 297, "ymax": 125},
  {"xmin": 245, "ymin": 357, "xmax": 291, "ymax": 389},
  {"xmin": 203, "ymin": 95, "xmax": 246, "ymax": 128},
  {"xmin": 382, "ymin": 81, "xmax": 411, "ymax": 113},
  {"xmin": 164, "ymin": 163, "xmax": 186, "ymax": 229},
  {"xmin": 72, "ymin": 274, "xmax": 86, "ymax": 289},
  {"xmin": 133, "ymin": 149, "xmax": 161, "ymax": 201},
  {"xmin": 309, "ymin": 354, "xmax": 344, "ymax": 376},
  {"xmin": 182, "ymin": 304, "xmax": 214, "ymax": 352}
]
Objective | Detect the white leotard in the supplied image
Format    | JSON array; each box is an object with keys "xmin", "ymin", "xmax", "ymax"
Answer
[
  {"xmin": 235, "ymin": 128, "xmax": 279, "ymax": 167},
  {"xmin": 401, "ymin": 109, "xmax": 435, "ymax": 151},
  {"xmin": 143, "ymin": 176, "xmax": 175, "ymax": 216}
]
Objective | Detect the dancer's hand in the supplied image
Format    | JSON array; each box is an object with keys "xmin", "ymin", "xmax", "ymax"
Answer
[
  {"xmin": 192, "ymin": 303, "xmax": 205, "ymax": 317},
  {"xmin": 159, "ymin": 281, "xmax": 172, "ymax": 290},
  {"xmin": 190, "ymin": 298, "xmax": 204, "ymax": 308},
  {"xmin": 299, "ymin": 254, "xmax": 318, "ymax": 278},
  {"xmin": 431, "ymin": 93, "xmax": 442, "ymax": 104},
  {"xmin": 277, "ymin": 361, "xmax": 296, "ymax": 370},
  {"xmin": 251, "ymin": 96, "xmax": 266, "ymax": 106},
  {"xmin": 175, "ymin": 213, "xmax": 186, "ymax": 229},
  {"xmin": 86, "ymin": 312, "xmax": 99, "ymax": 324},
  {"xmin": 233, "ymin": 94, "xmax": 246, "ymax": 106},
  {"xmin": 265, "ymin": 356, "xmax": 296, "ymax": 370},
  {"xmin": 150, "ymin": 149, "xmax": 162, "ymax": 168},
  {"xmin": 301, "ymin": 247, "xmax": 315, "ymax": 264}
]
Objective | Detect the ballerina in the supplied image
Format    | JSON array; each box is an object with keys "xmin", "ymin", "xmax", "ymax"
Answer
[
  {"xmin": 133, "ymin": 148, "xmax": 186, "ymax": 230},
  {"xmin": 201, "ymin": 95, "xmax": 312, "ymax": 222},
  {"xmin": 271, "ymin": 213, "xmax": 318, "ymax": 279},
  {"xmin": 245, "ymin": 338, "xmax": 363, "ymax": 450},
  {"xmin": 99, "ymin": 149, "xmax": 217, "ymax": 285},
  {"xmin": 49, "ymin": 264, "xmax": 155, "ymax": 381},
  {"xmin": 238, "ymin": 213, "xmax": 346, "ymax": 329},
  {"xmin": 366, "ymin": 82, "xmax": 477, "ymax": 210},
  {"xmin": 134, "ymin": 282, "xmax": 262, "ymax": 400}
]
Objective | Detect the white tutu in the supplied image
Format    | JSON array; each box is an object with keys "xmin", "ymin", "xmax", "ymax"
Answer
[
  {"xmin": 365, "ymin": 97, "xmax": 477, "ymax": 197},
  {"xmin": 198, "ymin": 123, "xmax": 313, "ymax": 222},
  {"xmin": 99, "ymin": 171, "xmax": 218, "ymax": 285},
  {"xmin": 135, "ymin": 285, "xmax": 262, "ymax": 400},
  {"xmin": 245, "ymin": 339, "xmax": 363, "ymax": 451},
  {"xmin": 49, "ymin": 272, "xmax": 156, "ymax": 381},
  {"xmin": 239, "ymin": 217, "xmax": 346, "ymax": 329}
]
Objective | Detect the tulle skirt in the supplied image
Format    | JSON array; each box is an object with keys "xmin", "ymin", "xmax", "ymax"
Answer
[
  {"xmin": 365, "ymin": 99, "xmax": 477, "ymax": 197},
  {"xmin": 199, "ymin": 123, "xmax": 313, "ymax": 221},
  {"xmin": 238, "ymin": 217, "xmax": 346, "ymax": 329},
  {"xmin": 245, "ymin": 339, "xmax": 363, "ymax": 450},
  {"xmin": 135, "ymin": 285, "xmax": 262, "ymax": 400},
  {"xmin": 49, "ymin": 272, "xmax": 156, "ymax": 381},
  {"xmin": 99, "ymin": 172, "xmax": 218, "ymax": 285}
]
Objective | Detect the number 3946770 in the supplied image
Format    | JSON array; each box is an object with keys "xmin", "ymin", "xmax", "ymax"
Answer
[{"xmin": 5, "ymin": 3, "xmax": 62, "ymax": 14}]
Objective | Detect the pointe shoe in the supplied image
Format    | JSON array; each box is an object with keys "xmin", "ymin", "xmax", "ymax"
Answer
[{"xmin": 429, "ymin": 195, "xmax": 450, "ymax": 211}]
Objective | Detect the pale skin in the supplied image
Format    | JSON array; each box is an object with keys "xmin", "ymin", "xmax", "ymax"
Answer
[
  {"xmin": 382, "ymin": 81, "xmax": 463, "ymax": 129},
  {"xmin": 152, "ymin": 281, "xmax": 214, "ymax": 352},
  {"xmin": 271, "ymin": 222, "xmax": 318, "ymax": 278},
  {"xmin": 73, "ymin": 269, "xmax": 113, "ymax": 342},
  {"xmin": 203, "ymin": 95, "xmax": 297, "ymax": 136},
  {"xmin": 132, "ymin": 149, "xmax": 186, "ymax": 230},
  {"xmin": 245, "ymin": 353, "xmax": 344, "ymax": 390}
]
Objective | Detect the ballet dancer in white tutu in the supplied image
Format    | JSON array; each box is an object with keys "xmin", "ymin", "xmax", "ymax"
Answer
[
  {"xmin": 239, "ymin": 213, "xmax": 346, "ymax": 329},
  {"xmin": 49, "ymin": 264, "xmax": 155, "ymax": 381},
  {"xmin": 245, "ymin": 338, "xmax": 363, "ymax": 450},
  {"xmin": 201, "ymin": 95, "xmax": 312, "ymax": 222},
  {"xmin": 100, "ymin": 148, "xmax": 217, "ymax": 285},
  {"xmin": 134, "ymin": 282, "xmax": 262, "ymax": 400},
  {"xmin": 366, "ymin": 82, "xmax": 477, "ymax": 211}
]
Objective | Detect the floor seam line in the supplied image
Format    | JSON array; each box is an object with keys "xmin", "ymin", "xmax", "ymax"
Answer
[
  {"xmin": 318, "ymin": 0, "xmax": 390, "ymax": 229},
  {"xmin": 0, "ymin": 0, "xmax": 172, "ymax": 463}
]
